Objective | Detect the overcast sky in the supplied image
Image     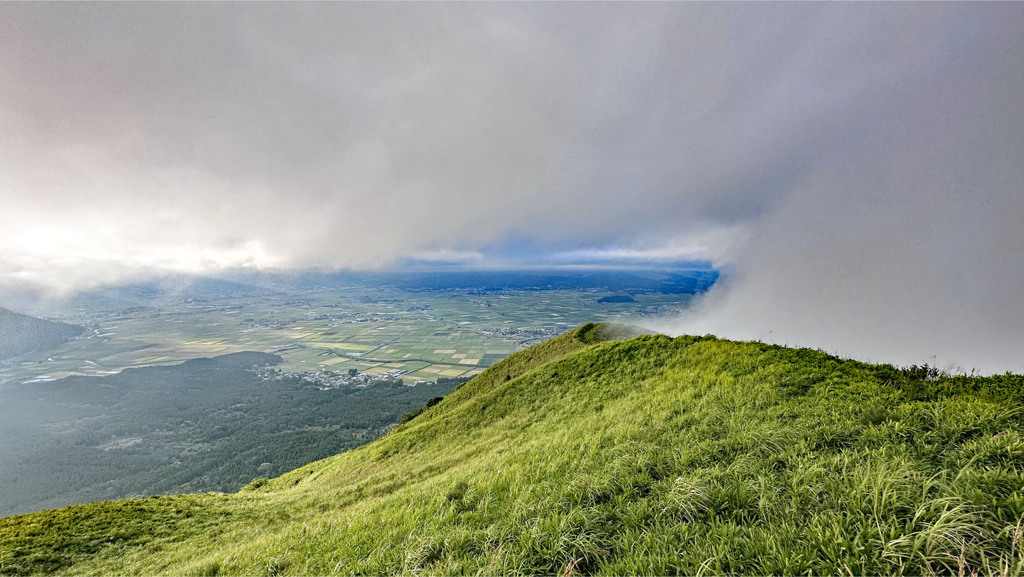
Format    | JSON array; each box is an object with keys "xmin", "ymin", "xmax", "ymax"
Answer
[{"xmin": 2, "ymin": 3, "xmax": 1022, "ymax": 371}]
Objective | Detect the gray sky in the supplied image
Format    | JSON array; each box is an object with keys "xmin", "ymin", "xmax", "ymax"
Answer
[{"xmin": 2, "ymin": 3, "xmax": 1022, "ymax": 371}]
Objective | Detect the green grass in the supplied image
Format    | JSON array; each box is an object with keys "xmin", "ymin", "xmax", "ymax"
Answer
[{"xmin": 3, "ymin": 323, "xmax": 1024, "ymax": 575}]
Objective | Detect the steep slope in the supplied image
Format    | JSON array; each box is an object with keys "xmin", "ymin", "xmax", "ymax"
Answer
[
  {"xmin": 2, "ymin": 324, "xmax": 1023, "ymax": 575},
  {"xmin": 0, "ymin": 308, "xmax": 83, "ymax": 361}
]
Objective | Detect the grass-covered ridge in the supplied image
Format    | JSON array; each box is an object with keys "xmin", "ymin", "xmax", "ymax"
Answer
[{"xmin": 3, "ymin": 323, "xmax": 1023, "ymax": 575}]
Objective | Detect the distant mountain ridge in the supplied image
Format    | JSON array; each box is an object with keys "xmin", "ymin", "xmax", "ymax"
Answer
[{"xmin": 0, "ymin": 307, "xmax": 83, "ymax": 361}]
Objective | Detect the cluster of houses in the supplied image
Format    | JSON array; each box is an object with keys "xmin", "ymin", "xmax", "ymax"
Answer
[
  {"xmin": 252, "ymin": 366, "xmax": 427, "ymax": 390},
  {"xmin": 479, "ymin": 325, "xmax": 569, "ymax": 339}
]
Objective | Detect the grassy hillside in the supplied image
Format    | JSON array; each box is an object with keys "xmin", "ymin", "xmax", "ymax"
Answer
[
  {"xmin": 2, "ymin": 323, "xmax": 1023, "ymax": 575},
  {"xmin": 0, "ymin": 308, "xmax": 83, "ymax": 362}
]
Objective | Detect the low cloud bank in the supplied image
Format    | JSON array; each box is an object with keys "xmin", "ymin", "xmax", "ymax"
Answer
[
  {"xmin": 652, "ymin": 85, "xmax": 1024, "ymax": 373},
  {"xmin": 641, "ymin": 5, "xmax": 1024, "ymax": 375}
]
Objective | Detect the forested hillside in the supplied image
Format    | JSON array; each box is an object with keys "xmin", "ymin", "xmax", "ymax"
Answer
[
  {"xmin": 0, "ymin": 352, "xmax": 457, "ymax": 517},
  {"xmin": 0, "ymin": 308, "xmax": 83, "ymax": 361}
]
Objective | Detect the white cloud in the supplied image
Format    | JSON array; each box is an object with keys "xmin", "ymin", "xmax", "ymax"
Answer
[{"xmin": 547, "ymin": 226, "xmax": 751, "ymax": 266}]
